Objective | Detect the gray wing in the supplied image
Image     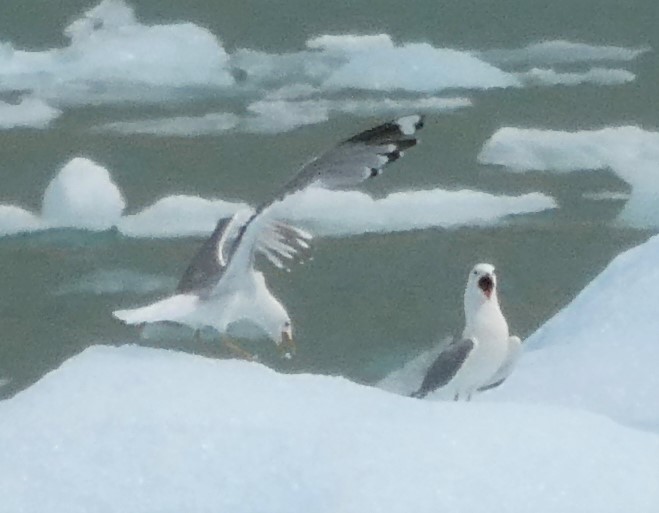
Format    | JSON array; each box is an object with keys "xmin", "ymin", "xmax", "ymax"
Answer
[
  {"xmin": 478, "ymin": 336, "xmax": 522, "ymax": 392},
  {"xmin": 177, "ymin": 213, "xmax": 312, "ymax": 296},
  {"xmin": 411, "ymin": 338, "xmax": 475, "ymax": 399},
  {"xmin": 176, "ymin": 217, "xmax": 233, "ymax": 294},
  {"xmin": 269, "ymin": 114, "xmax": 425, "ymax": 203},
  {"xmin": 208, "ymin": 115, "xmax": 425, "ymax": 294}
]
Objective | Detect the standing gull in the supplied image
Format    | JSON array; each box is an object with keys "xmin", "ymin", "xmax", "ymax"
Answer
[
  {"xmin": 113, "ymin": 115, "xmax": 425, "ymax": 356},
  {"xmin": 411, "ymin": 263, "xmax": 521, "ymax": 400}
]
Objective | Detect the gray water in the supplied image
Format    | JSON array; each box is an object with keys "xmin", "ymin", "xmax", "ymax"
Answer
[{"xmin": 0, "ymin": 0, "xmax": 656, "ymax": 397}]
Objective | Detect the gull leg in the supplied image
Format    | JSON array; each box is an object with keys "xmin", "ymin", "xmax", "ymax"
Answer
[{"xmin": 223, "ymin": 337, "xmax": 258, "ymax": 362}]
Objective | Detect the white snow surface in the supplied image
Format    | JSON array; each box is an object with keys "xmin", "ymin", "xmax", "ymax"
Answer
[
  {"xmin": 486, "ymin": 233, "xmax": 659, "ymax": 431},
  {"xmin": 479, "ymin": 126, "xmax": 659, "ymax": 228},
  {"xmin": 0, "ymin": 344, "xmax": 658, "ymax": 513},
  {"xmin": 41, "ymin": 157, "xmax": 125, "ymax": 230},
  {"xmin": 0, "ymin": 97, "xmax": 61, "ymax": 128}
]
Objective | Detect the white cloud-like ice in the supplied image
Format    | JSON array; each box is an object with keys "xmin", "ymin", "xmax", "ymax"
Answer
[
  {"xmin": 0, "ymin": 0, "xmax": 234, "ymax": 105},
  {"xmin": 42, "ymin": 157, "xmax": 125, "ymax": 230},
  {"xmin": 514, "ymin": 67, "xmax": 635, "ymax": 87},
  {"xmin": 0, "ymin": 98, "xmax": 61, "ymax": 129},
  {"xmin": 487, "ymin": 233, "xmax": 659, "ymax": 432},
  {"xmin": 479, "ymin": 126, "xmax": 659, "ymax": 228},
  {"xmin": 118, "ymin": 195, "xmax": 250, "ymax": 238},
  {"xmin": 98, "ymin": 113, "xmax": 239, "ymax": 136},
  {"xmin": 0, "ymin": 0, "xmax": 643, "ymax": 111},
  {"xmin": 480, "ymin": 40, "xmax": 650, "ymax": 67},
  {"xmin": 273, "ymin": 188, "xmax": 556, "ymax": 237},
  {"xmin": 0, "ymin": 155, "xmax": 556, "ymax": 238},
  {"xmin": 96, "ymin": 97, "xmax": 470, "ymax": 136},
  {"xmin": 0, "ymin": 344, "xmax": 657, "ymax": 512}
]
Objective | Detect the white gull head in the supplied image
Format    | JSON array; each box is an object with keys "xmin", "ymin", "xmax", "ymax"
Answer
[{"xmin": 463, "ymin": 263, "xmax": 509, "ymax": 347}]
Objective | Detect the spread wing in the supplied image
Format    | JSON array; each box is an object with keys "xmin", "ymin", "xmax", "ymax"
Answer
[
  {"xmin": 410, "ymin": 338, "xmax": 476, "ymax": 399},
  {"xmin": 181, "ymin": 114, "xmax": 425, "ymax": 297}
]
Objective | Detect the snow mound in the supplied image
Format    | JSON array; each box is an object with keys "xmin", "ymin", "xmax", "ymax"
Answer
[
  {"xmin": 311, "ymin": 34, "xmax": 520, "ymax": 92},
  {"xmin": 0, "ymin": 98, "xmax": 61, "ymax": 129},
  {"xmin": 487, "ymin": 234, "xmax": 659, "ymax": 431},
  {"xmin": 98, "ymin": 112, "xmax": 239, "ymax": 136},
  {"xmin": 479, "ymin": 126, "xmax": 659, "ymax": 228},
  {"xmin": 480, "ymin": 40, "xmax": 649, "ymax": 67},
  {"xmin": 118, "ymin": 195, "xmax": 250, "ymax": 238},
  {"xmin": 98, "ymin": 97, "xmax": 470, "ymax": 136},
  {"xmin": 41, "ymin": 157, "xmax": 125, "ymax": 230},
  {"xmin": 514, "ymin": 67, "xmax": 635, "ymax": 87},
  {"xmin": 0, "ymin": 205, "xmax": 43, "ymax": 236},
  {"xmin": 0, "ymin": 0, "xmax": 233, "ymax": 105},
  {"xmin": 274, "ymin": 188, "xmax": 557, "ymax": 237},
  {"xmin": 0, "ymin": 344, "xmax": 657, "ymax": 513}
]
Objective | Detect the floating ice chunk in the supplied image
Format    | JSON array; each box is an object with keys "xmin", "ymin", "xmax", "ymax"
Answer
[
  {"xmin": 97, "ymin": 112, "xmax": 239, "ymax": 136},
  {"xmin": 480, "ymin": 40, "xmax": 650, "ymax": 67},
  {"xmin": 307, "ymin": 34, "xmax": 396, "ymax": 52},
  {"xmin": 334, "ymin": 96, "xmax": 472, "ymax": 116},
  {"xmin": 54, "ymin": 269, "xmax": 177, "ymax": 296},
  {"xmin": 479, "ymin": 126, "xmax": 659, "ymax": 228},
  {"xmin": 488, "ymin": 234, "xmax": 659, "ymax": 431},
  {"xmin": 320, "ymin": 40, "xmax": 520, "ymax": 92},
  {"xmin": 118, "ymin": 195, "xmax": 250, "ymax": 238},
  {"xmin": 0, "ymin": 205, "xmax": 43, "ymax": 236},
  {"xmin": 582, "ymin": 190, "xmax": 631, "ymax": 201},
  {"xmin": 0, "ymin": 344, "xmax": 657, "ymax": 512},
  {"xmin": 41, "ymin": 157, "xmax": 125, "ymax": 230},
  {"xmin": 272, "ymin": 188, "xmax": 557, "ymax": 237},
  {"xmin": 243, "ymin": 100, "xmax": 330, "ymax": 133},
  {"xmin": 0, "ymin": 97, "xmax": 61, "ymax": 129},
  {"xmin": 514, "ymin": 67, "xmax": 635, "ymax": 87},
  {"xmin": 0, "ymin": 0, "xmax": 233, "ymax": 105}
]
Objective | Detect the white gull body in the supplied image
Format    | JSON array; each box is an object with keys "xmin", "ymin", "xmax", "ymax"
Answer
[
  {"xmin": 114, "ymin": 115, "xmax": 426, "ymax": 353},
  {"xmin": 412, "ymin": 263, "xmax": 520, "ymax": 400}
]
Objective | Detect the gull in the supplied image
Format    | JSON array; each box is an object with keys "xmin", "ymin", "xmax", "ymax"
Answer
[
  {"xmin": 114, "ymin": 114, "xmax": 425, "ymax": 357},
  {"xmin": 411, "ymin": 263, "xmax": 521, "ymax": 400}
]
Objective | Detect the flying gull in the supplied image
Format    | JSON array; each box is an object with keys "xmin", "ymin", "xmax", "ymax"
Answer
[
  {"xmin": 114, "ymin": 114, "xmax": 425, "ymax": 357},
  {"xmin": 411, "ymin": 263, "xmax": 521, "ymax": 400}
]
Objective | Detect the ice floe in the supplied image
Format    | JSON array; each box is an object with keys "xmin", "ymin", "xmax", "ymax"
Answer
[
  {"xmin": 54, "ymin": 269, "xmax": 177, "ymax": 296},
  {"xmin": 0, "ymin": 97, "xmax": 61, "ymax": 129},
  {"xmin": 487, "ymin": 233, "xmax": 659, "ymax": 432},
  {"xmin": 0, "ymin": 344, "xmax": 657, "ymax": 513},
  {"xmin": 0, "ymin": 156, "xmax": 557, "ymax": 239},
  {"xmin": 41, "ymin": 157, "xmax": 125, "ymax": 230},
  {"xmin": 514, "ymin": 67, "xmax": 635, "ymax": 87},
  {"xmin": 479, "ymin": 126, "xmax": 659, "ymax": 228}
]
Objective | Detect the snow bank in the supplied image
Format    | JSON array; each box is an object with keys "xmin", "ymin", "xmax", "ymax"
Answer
[
  {"xmin": 98, "ymin": 97, "xmax": 470, "ymax": 136},
  {"xmin": 0, "ymin": 98, "xmax": 61, "ymax": 129},
  {"xmin": 118, "ymin": 195, "xmax": 250, "ymax": 238},
  {"xmin": 514, "ymin": 67, "xmax": 635, "ymax": 87},
  {"xmin": 480, "ymin": 40, "xmax": 649, "ymax": 67},
  {"xmin": 98, "ymin": 112, "xmax": 239, "ymax": 136},
  {"xmin": 0, "ymin": 157, "xmax": 556, "ymax": 239},
  {"xmin": 274, "ymin": 188, "xmax": 556, "ymax": 237},
  {"xmin": 0, "ymin": 344, "xmax": 657, "ymax": 513},
  {"xmin": 0, "ymin": 205, "xmax": 43, "ymax": 236},
  {"xmin": 479, "ymin": 126, "xmax": 659, "ymax": 228},
  {"xmin": 487, "ymin": 234, "xmax": 659, "ymax": 431},
  {"xmin": 308, "ymin": 34, "xmax": 519, "ymax": 92},
  {"xmin": 41, "ymin": 157, "xmax": 125, "ymax": 230},
  {"xmin": 0, "ymin": 0, "xmax": 233, "ymax": 105}
]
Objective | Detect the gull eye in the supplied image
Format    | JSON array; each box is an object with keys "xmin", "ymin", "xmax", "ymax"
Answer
[
  {"xmin": 284, "ymin": 321, "xmax": 291, "ymax": 328},
  {"xmin": 473, "ymin": 271, "xmax": 478, "ymax": 275}
]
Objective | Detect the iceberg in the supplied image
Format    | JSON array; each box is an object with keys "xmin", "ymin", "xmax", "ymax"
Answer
[
  {"xmin": 0, "ymin": 344, "xmax": 657, "ymax": 513},
  {"xmin": 486, "ymin": 233, "xmax": 659, "ymax": 431},
  {"xmin": 479, "ymin": 126, "xmax": 659, "ymax": 228}
]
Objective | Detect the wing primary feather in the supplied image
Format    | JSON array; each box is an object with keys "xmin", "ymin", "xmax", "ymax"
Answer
[{"xmin": 410, "ymin": 338, "xmax": 475, "ymax": 399}]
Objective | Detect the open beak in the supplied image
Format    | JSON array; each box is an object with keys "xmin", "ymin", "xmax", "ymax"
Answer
[
  {"xmin": 478, "ymin": 275, "xmax": 494, "ymax": 299},
  {"xmin": 279, "ymin": 327, "xmax": 295, "ymax": 359}
]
